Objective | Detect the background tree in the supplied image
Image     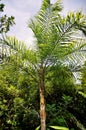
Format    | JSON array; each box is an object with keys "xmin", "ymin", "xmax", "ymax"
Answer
[
  {"xmin": 0, "ymin": 0, "xmax": 15, "ymax": 64},
  {"xmin": 0, "ymin": 47, "xmax": 40, "ymax": 130},
  {"xmin": 0, "ymin": 0, "xmax": 15, "ymax": 34}
]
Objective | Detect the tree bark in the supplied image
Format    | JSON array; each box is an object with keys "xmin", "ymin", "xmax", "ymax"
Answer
[{"xmin": 39, "ymin": 63, "xmax": 46, "ymax": 130}]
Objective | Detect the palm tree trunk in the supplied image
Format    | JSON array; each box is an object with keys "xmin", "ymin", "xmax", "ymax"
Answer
[{"xmin": 39, "ymin": 63, "xmax": 46, "ymax": 130}]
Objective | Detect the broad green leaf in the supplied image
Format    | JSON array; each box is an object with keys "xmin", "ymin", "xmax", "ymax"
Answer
[
  {"xmin": 78, "ymin": 91, "xmax": 86, "ymax": 98},
  {"xmin": 35, "ymin": 126, "xmax": 40, "ymax": 130},
  {"xmin": 50, "ymin": 126, "xmax": 69, "ymax": 130}
]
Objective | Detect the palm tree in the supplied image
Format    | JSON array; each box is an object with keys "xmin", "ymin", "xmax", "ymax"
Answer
[
  {"xmin": 29, "ymin": 0, "xmax": 86, "ymax": 129},
  {"xmin": 1, "ymin": 0, "xmax": 86, "ymax": 130}
]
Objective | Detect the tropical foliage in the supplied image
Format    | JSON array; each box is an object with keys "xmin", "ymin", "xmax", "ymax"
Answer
[{"xmin": 0, "ymin": 0, "xmax": 86, "ymax": 130}]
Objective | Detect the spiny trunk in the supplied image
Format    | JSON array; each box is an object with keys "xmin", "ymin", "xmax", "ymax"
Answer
[{"xmin": 39, "ymin": 64, "xmax": 46, "ymax": 130}]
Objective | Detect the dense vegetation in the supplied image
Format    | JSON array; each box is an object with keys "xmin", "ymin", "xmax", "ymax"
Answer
[{"xmin": 0, "ymin": 0, "xmax": 86, "ymax": 130}]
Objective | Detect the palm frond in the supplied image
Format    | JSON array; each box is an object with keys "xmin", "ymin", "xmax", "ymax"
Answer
[
  {"xmin": 70, "ymin": 115, "xmax": 86, "ymax": 130},
  {"xmin": 40, "ymin": 0, "xmax": 50, "ymax": 11},
  {"xmin": 29, "ymin": 1, "xmax": 86, "ymax": 67}
]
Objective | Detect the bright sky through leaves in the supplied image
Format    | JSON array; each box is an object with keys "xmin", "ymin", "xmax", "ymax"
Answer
[{"xmin": 2, "ymin": 0, "xmax": 86, "ymax": 47}]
